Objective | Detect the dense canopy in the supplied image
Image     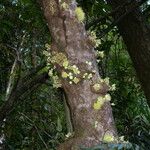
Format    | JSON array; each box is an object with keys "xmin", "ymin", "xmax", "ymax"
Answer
[{"xmin": 0, "ymin": 0, "xmax": 150, "ymax": 149}]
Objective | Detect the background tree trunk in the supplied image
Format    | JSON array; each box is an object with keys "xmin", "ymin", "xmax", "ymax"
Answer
[
  {"xmin": 42, "ymin": 0, "xmax": 117, "ymax": 149},
  {"xmin": 106, "ymin": 0, "xmax": 150, "ymax": 106}
]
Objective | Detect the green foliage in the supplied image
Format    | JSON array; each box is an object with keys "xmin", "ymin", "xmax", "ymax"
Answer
[
  {"xmin": 3, "ymin": 85, "xmax": 66, "ymax": 150},
  {"xmin": 98, "ymin": 31, "xmax": 150, "ymax": 150},
  {"xmin": 1, "ymin": 0, "xmax": 150, "ymax": 150}
]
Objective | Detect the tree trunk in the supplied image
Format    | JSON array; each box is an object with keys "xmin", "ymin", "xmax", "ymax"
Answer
[
  {"xmin": 106, "ymin": 0, "xmax": 150, "ymax": 106},
  {"xmin": 42, "ymin": 0, "xmax": 117, "ymax": 149}
]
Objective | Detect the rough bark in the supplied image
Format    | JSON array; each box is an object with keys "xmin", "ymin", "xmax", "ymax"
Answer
[
  {"xmin": 106, "ymin": 0, "xmax": 150, "ymax": 106},
  {"xmin": 42, "ymin": 0, "xmax": 117, "ymax": 149}
]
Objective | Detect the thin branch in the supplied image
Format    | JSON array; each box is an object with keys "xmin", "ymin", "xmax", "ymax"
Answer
[
  {"xmin": 5, "ymin": 42, "xmax": 21, "ymax": 61},
  {"xmin": 19, "ymin": 112, "xmax": 49, "ymax": 150},
  {"xmin": 5, "ymin": 59, "xmax": 19, "ymax": 101},
  {"xmin": 0, "ymin": 69, "xmax": 48, "ymax": 124}
]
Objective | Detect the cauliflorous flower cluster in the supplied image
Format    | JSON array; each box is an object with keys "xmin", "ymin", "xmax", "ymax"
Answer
[
  {"xmin": 92, "ymin": 77, "xmax": 116, "ymax": 110},
  {"xmin": 93, "ymin": 94, "xmax": 111, "ymax": 110},
  {"xmin": 75, "ymin": 7, "xmax": 85, "ymax": 22},
  {"xmin": 89, "ymin": 31, "xmax": 101, "ymax": 48},
  {"xmin": 61, "ymin": 2, "xmax": 69, "ymax": 10},
  {"xmin": 103, "ymin": 133, "xmax": 115, "ymax": 142}
]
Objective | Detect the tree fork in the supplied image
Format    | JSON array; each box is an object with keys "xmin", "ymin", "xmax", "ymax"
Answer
[{"xmin": 42, "ymin": 0, "xmax": 117, "ymax": 149}]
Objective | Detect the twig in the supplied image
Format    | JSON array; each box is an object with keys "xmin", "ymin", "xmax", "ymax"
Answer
[
  {"xmin": 19, "ymin": 112, "xmax": 49, "ymax": 150},
  {"xmin": 5, "ymin": 59, "xmax": 21, "ymax": 101},
  {"xmin": 0, "ymin": 71, "xmax": 48, "ymax": 123}
]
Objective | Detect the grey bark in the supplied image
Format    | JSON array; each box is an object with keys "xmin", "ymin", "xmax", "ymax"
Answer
[{"xmin": 42, "ymin": 0, "xmax": 117, "ymax": 149}]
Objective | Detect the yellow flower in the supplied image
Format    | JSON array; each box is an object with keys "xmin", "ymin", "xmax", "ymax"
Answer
[
  {"xmin": 90, "ymin": 31, "xmax": 101, "ymax": 48},
  {"xmin": 51, "ymin": 52, "xmax": 67, "ymax": 66},
  {"xmin": 52, "ymin": 75, "xmax": 62, "ymax": 88},
  {"xmin": 110, "ymin": 84, "xmax": 116, "ymax": 91},
  {"xmin": 75, "ymin": 7, "xmax": 85, "ymax": 22},
  {"xmin": 93, "ymin": 83, "xmax": 102, "ymax": 91},
  {"xmin": 68, "ymin": 72, "xmax": 73, "ymax": 79},
  {"xmin": 87, "ymin": 73, "xmax": 92, "ymax": 79},
  {"xmin": 104, "ymin": 94, "xmax": 111, "ymax": 102},
  {"xmin": 69, "ymin": 75, "xmax": 73, "ymax": 80},
  {"xmin": 111, "ymin": 103, "xmax": 115, "ymax": 106},
  {"xmin": 69, "ymin": 72, "xmax": 73, "ymax": 76},
  {"xmin": 69, "ymin": 65, "xmax": 80, "ymax": 75},
  {"xmin": 69, "ymin": 81, "xmax": 73, "ymax": 84},
  {"xmin": 43, "ymin": 50, "xmax": 50, "ymax": 57},
  {"xmin": 86, "ymin": 61, "xmax": 92, "ymax": 66},
  {"xmin": 45, "ymin": 43, "xmax": 51, "ymax": 49},
  {"xmin": 104, "ymin": 77, "xmax": 110, "ymax": 85},
  {"xmin": 48, "ymin": 69, "xmax": 53, "ymax": 77},
  {"xmin": 97, "ymin": 96, "xmax": 104, "ymax": 102},
  {"xmin": 93, "ymin": 98, "xmax": 105, "ymax": 110},
  {"xmin": 94, "ymin": 121, "xmax": 98, "ymax": 128},
  {"xmin": 61, "ymin": 2, "xmax": 69, "ymax": 10},
  {"xmin": 63, "ymin": 60, "xmax": 69, "ymax": 69},
  {"xmin": 103, "ymin": 133, "xmax": 115, "ymax": 142},
  {"xmin": 97, "ymin": 51, "xmax": 104, "ymax": 58},
  {"xmin": 88, "ymin": 62, "xmax": 92, "ymax": 66},
  {"xmin": 73, "ymin": 77, "xmax": 80, "ymax": 84},
  {"xmin": 83, "ymin": 73, "xmax": 88, "ymax": 78},
  {"xmin": 92, "ymin": 70, "xmax": 96, "ymax": 73},
  {"xmin": 99, "ymin": 78, "xmax": 104, "ymax": 83},
  {"xmin": 62, "ymin": 71, "xmax": 68, "ymax": 78}
]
